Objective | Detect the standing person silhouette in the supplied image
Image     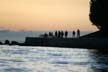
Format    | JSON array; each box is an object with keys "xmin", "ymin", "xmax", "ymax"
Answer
[
  {"xmin": 65, "ymin": 31, "xmax": 68, "ymax": 38},
  {"xmin": 58, "ymin": 31, "xmax": 61, "ymax": 38},
  {"xmin": 77, "ymin": 29, "xmax": 80, "ymax": 38},
  {"xmin": 55, "ymin": 31, "xmax": 57, "ymax": 37},
  {"xmin": 61, "ymin": 31, "xmax": 64, "ymax": 38},
  {"xmin": 72, "ymin": 31, "xmax": 75, "ymax": 38}
]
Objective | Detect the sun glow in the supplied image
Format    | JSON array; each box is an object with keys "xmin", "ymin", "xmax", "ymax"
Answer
[{"xmin": 0, "ymin": 0, "xmax": 97, "ymax": 31}]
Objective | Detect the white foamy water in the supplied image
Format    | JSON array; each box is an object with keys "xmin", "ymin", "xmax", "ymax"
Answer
[{"xmin": 0, "ymin": 45, "xmax": 108, "ymax": 72}]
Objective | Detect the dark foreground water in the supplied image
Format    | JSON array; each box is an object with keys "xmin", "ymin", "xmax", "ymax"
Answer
[{"xmin": 0, "ymin": 45, "xmax": 108, "ymax": 72}]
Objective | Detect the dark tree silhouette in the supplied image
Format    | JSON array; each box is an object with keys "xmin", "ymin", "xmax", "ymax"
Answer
[{"xmin": 90, "ymin": 0, "xmax": 108, "ymax": 31}]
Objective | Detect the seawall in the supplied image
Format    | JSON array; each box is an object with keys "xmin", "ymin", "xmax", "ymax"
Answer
[{"xmin": 24, "ymin": 37, "xmax": 108, "ymax": 49}]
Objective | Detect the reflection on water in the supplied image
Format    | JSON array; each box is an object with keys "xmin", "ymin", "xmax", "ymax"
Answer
[
  {"xmin": 90, "ymin": 49, "xmax": 108, "ymax": 72},
  {"xmin": 0, "ymin": 45, "xmax": 108, "ymax": 72}
]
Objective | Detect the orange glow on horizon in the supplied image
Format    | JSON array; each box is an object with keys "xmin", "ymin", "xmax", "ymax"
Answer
[{"xmin": 0, "ymin": 0, "xmax": 97, "ymax": 31}]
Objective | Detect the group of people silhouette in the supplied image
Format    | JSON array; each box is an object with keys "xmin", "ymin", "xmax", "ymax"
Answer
[
  {"xmin": 41, "ymin": 29, "xmax": 80, "ymax": 38},
  {"xmin": 54, "ymin": 31, "xmax": 68, "ymax": 38}
]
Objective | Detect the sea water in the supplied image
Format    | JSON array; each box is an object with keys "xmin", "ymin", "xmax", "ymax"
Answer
[{"xmin": 0, "ymin": 45, "xmax": 108, "ymax": 72}]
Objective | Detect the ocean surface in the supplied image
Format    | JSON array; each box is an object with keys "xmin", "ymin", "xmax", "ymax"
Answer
[{"xmin": 0, "ymin": 45, "xmax": 108, "ymax": 72}]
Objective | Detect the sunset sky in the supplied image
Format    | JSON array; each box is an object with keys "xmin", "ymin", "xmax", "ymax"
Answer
[{"xmin": 0, "ymin": 0, "xmax": 97, "ymax": 31}]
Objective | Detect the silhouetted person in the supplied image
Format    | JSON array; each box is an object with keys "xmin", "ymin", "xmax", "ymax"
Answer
[
  {"xmin": 59, "ymin": 31, "xmax": 62, "ymax": 38},
  {"xmin": 58, "ymin": 31, "xmax": 61, "ymax": 38},
  {"xmin": 90, "ymin": 0, "xmax": 108, "ymax": 32},
  {"xmin": 43, "ymin": 33, "xmax": 48, "ymax": 38},
  {"xmin": 72, "ymin": 31, "xmax": 75, "ymax": 38},
  {"xmin": 55, "ymin": 31, "xmax": 58, "ymax": 37},
  {"xmin": 49, "ymin": 32, "xmax": 53, "ymax": 37},
  {"xmin": 61, "ymin": 31, "xmax": 64, "ymax": 38},
  {"xmin": 77, "ymin": 29, "xmax": 80, "ymax": 38},
  {"xmin": 56, "ymin": 31, "xmax": 59, "ymax": 38},
  {"xmin": 65, "ymin": 31, "xmax": 68, "ymax": 38}
]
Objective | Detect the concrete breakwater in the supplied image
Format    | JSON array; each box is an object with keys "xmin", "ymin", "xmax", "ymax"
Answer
[{"xmin": 24, "ymin": 37, "xmax": 108, "ymax": 48}]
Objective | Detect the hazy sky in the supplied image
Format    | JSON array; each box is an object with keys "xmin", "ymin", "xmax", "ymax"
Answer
[{"xmin": 0, "ymin": 0, "xmax": 97, "ymax": 31}]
